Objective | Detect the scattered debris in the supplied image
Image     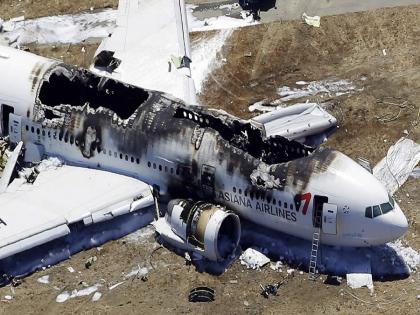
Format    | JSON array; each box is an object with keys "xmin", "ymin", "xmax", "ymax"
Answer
[
  {"xmin": 91, "ymin": 292, "xmax": 102, "ymax": 302},
  {"xmin": 260, "ymin": 283, "xmax": 281, "ymax": 298},
  {"xmin": 56, "ymin": 284, "xmax": 101, "ymax": 303},
  {"xmin": 3, "ymin": 295, "xmax": 12, "ymax": 301},
  {"xmin": 373, "ymin": 138, "xmax": 420, "ymax": 194},
  {"xmin": 240, "ymin": 248, "xmax": 270, "ymax": 270},
  {"xmin": 188, "ymin": 287, "xmax": 215, "ymax": 303},
  {"xmin": 260, "ymin": 277, "xmax": 288, "ymax": 299},
  {"xmin": 229, "ymin": 280, "xmax": 238, "ymax": 284},
  {"xmin": 123, "ymin": 266, "xmax": 149, "ymax": 279},
  {"xmin": 37, "ymin": 275, "xmax": 50, "ymax": 284},
  {"xmin": 85, "ymin": 256, "xmax": 97, "ymax": 269},
  {"xmin": 244, "ymin": 300, "xmax": 250, "ymax": 306},
  {"xmin": 67, "ymin": 267, "xmax": 75, "ymax": 273},
  {"xmin": 346, "ymin": 273, "xmax": 374, "ymax": 292},
  {"xmin": 287, "ymin": 269, "xmax": 295, "ymax": 276},
  {"xmin": 302, "ymin": 13, "xmax": 321, "ymax": 28},
  {"xmin": 270, "ymin": 261, "xmax": 283, "ymax": 272},
  {"xmin": 277, "ymin": 79, "xmax": 360, "ymax": 102},
  {"xmin": 109, "ymin": 281, "xmax": 125, "ymax": 290}
]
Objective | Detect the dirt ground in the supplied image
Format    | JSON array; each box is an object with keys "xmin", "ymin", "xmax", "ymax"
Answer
[{"xmin": 0, "ymin": 2, "xmax": 419, "ymax": 315}]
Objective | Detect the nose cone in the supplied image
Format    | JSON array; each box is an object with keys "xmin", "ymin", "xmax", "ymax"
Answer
[{"xmin": 383, "ymin": 202, "xmax": 408, "ymax": 241}]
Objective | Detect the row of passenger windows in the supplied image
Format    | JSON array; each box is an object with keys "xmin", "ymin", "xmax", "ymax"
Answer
[
  {"xmin": 25, "ymin": 124, "xmax": 141, "ymax": 165},
  {"xmin": 365, "ymin": 195, "xmax": 395, "ymax": 219},
  {"xmin": 232, "ymin": 186, "xmax": 294, "ymax": 210}
]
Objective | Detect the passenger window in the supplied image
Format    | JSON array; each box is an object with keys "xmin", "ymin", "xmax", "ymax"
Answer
[
  {"xmin": 250, "ymin": 192, "xmax": 254, "ymax": 200},
  {"xmin": 278, "ymin": 200, "xmax": 282, "ymax": 207},
  {"xmin": 147, "ymin": 162, "xmax": 151, "ymax": 167},
  {"xmin": 233, "ymin": 187, "xmax": 236, "ymax": 193},
  {"xmin": 159, "ymin": 165, "xmax": 162, "ymax": 171},
  {"xmin": 238, "ymin": 189, "xmax": 242, "ymax": 195},
  {"xmin": 136, "ymin": 158, "xmax": 140, "ymax": 164},
  {"xmin": 380, "ymin": 202, "xmax": 393, "ymax": 214},
  {"xmin": 120, "ymin": 153, "xmax": 123, "ymax": 159},
  {"xmin": 284, "ymin": 202, "xmax": 288, "ymax": 208},
  {"xmin": 170, "ymin": 168, "xmax": 174, "ymax": 174},
  {"xmin": 153, "ymin": 163, "xmax": 156, "ymax": 169},
  {"xmin": 273, "ymin": 198, "xmax": 276, "ymax": 205},
  {"xmin": 114, "ymin": 152, "xmax": 117, "ymax": 158},
  {"xmin": 131, "ymin": 157, "xmax": 134, "ymax": 163},
  {"xmin": 267, "ymin": 196, "xmax": 271, "ymax": 203},
  {"xmin": 70, "ymin": 135, "xmax": 74, "ymax": 145},
  {"xmin": 244, "ymin": 190, "xmax": 248, "ymax": 197},
  {"xmin": 25, "ymin": 125, "xmax": 29, "ymax": 131},
  {"xmin": 42, "ymin": 130, "xmax": 45, "ymax": 136},
  {"xmin": 165, "ymin": 166, "xmax": 168, "ymax": 172},
  {"xmin": 365, "ymin": 207, "xmax": 373, "ymax": 218},
  {"xmin": 290, "ymin": 204, "xmax": 293, "ymax": 210},
  {"xmin": 373, "ymin": 205, "xmax": 381, "ymax": 217},
  {"xmin": 36, "ymin": 128, "xmax": 40, "ymax": 135},
  {"xmin": 125, "ymin": 155, "xmax": 128, "ymax": 161}
]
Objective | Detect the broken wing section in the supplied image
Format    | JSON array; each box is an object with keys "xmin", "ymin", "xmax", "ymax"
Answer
[
  {"xmin": 250, "ymin": 103, "xmax": 337, "ymax": 147},
  {"xmin": 0, "ymin": 162, "xmax": 154, "ymax": 260},
  {"xmin": 91, "ymin": 0, "xmax": 196, "ymax": 104}
]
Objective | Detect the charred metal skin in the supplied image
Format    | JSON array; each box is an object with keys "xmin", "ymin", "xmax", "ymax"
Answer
[{"xmin": 0, "ymin": 47, "xmax": 408, "ymax": 248}]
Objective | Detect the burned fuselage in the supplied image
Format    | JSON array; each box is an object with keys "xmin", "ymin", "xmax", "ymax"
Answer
[{"xmin": 9, "ymin": 58, "xmax": 404, "ymax": 247}]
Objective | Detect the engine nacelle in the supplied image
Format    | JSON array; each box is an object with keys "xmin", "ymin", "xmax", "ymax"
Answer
[{"xmin": 153, "ymin": 199, "xmax": 241, "ymax": 261}]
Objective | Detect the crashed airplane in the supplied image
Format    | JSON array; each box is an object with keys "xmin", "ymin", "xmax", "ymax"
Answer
[{"xmin": 0, "ymin": 0, "xmax": 408, "ymax": 280}]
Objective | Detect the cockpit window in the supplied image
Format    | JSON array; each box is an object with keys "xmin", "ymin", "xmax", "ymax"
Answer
[
  {"xmin": 365, "ymin": 207, "xmax": 373, "ymax": 219},
  {"xmin": 380, "ymin": 202, "xmax": 393, "ymax": 214},
  {"xmin": 389, "ymin": 194, "xmax": 395, "ymax": 207},
  {"xmin": 373, "ymin": 205, "xmax": 381, "ymax": 217},
  {"xmin": 365, "ymin": 195, "xmax": 395, "ymax": 219}
]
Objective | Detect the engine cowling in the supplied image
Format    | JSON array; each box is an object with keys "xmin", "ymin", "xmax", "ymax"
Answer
[{"xmin": 154, "ymin": 199, "xmax": 241, "ymax": 261}]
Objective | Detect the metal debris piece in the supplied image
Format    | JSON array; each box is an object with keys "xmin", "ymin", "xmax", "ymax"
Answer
[
  {"xmin": 85, "ymin": 256, "xmax": 97, "ymax": 269},
  {"xmin": 188, "ymin": 287, "xmax": 215, "ymax": 303},
  {"xmin": 260, "ymin": 283, "xmax": 280, "ymax": 298}
]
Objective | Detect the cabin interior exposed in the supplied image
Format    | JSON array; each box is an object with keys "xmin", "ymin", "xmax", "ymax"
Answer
[
  {"xmin": 38, "ymin": 65, "xmax": 149, "ymax": 120},
  {"xmin": 175, "ymin": 106, "xmax": 313, "ymax": 165}
]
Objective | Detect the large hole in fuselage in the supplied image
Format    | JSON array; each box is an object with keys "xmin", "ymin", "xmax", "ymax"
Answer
[{"xmin": 38, "ymin": 65, "xmax": 149, "ymax": 120}]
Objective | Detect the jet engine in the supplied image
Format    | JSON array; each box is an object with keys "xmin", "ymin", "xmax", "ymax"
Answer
[{"xmin": 153, "ymin": 199, "xmax": 241, "ymax": 261}]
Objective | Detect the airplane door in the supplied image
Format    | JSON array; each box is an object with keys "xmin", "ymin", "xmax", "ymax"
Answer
[
  {"xmin": 201, "ymin": 164, "xmax": 215, "ymax": 198},
  {"xmin": 1, "ymin": 104, "xmax": 14, "ymax": 137},
  {"xmin": 8, "ymin": 114, "xmax": 22, "ymax": 144},
  {"xmin": 322, "ymin": 203, "xmax": 337, "ymax": 235}
]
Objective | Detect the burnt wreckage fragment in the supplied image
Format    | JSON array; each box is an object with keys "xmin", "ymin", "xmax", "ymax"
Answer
[{"xmin": 174, "ymin": 105, "xmax": 313, "ymax": 165}]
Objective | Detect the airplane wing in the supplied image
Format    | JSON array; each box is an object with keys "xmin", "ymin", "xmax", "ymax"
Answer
[
  {"xmin": 90, "ymin": 0, "xmax": 196, "ymax": 104},
  {"xmin": 0, "ymin": 156, "xmax": 154, "ymax": 262},
  {"xmin": 250, "ymin": 103, "xmax": 338, "ymax": 147}
]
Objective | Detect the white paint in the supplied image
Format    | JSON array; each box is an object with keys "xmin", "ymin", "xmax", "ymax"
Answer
[
  {"xmin": 67, "ymin": 267, "xmax": 75, "ymax": 273},
  {"xmin": 239, "ymin": 248, "xmax": 270, "ymax": 270},
  {"xmin": 373, "ymin": 138, "xmax": 420, "ymax": 194},
  {"xmin": 37, "ymin": 275, "xmax": 50, "ymax": 284}
]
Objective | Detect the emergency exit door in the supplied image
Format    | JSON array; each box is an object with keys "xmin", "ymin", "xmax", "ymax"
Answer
[{"xmin": 322, "ymin": 203, "xmax": 337, "ymax": 235}]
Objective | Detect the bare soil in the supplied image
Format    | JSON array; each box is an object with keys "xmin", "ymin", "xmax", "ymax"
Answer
[{"xmin": 0, "ymin": 3, "xmax": 419, "ymax": 315}]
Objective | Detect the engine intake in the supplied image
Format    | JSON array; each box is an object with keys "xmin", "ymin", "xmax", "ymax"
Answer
[{"xmin": 164, "ymin": 199, "xmax": 241, "ymax": 261}]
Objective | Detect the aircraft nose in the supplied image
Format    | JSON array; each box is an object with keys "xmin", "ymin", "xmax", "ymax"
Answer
[{"xmin": 384, "ymin": 203, "xmax": 408, "ymax": 241}]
